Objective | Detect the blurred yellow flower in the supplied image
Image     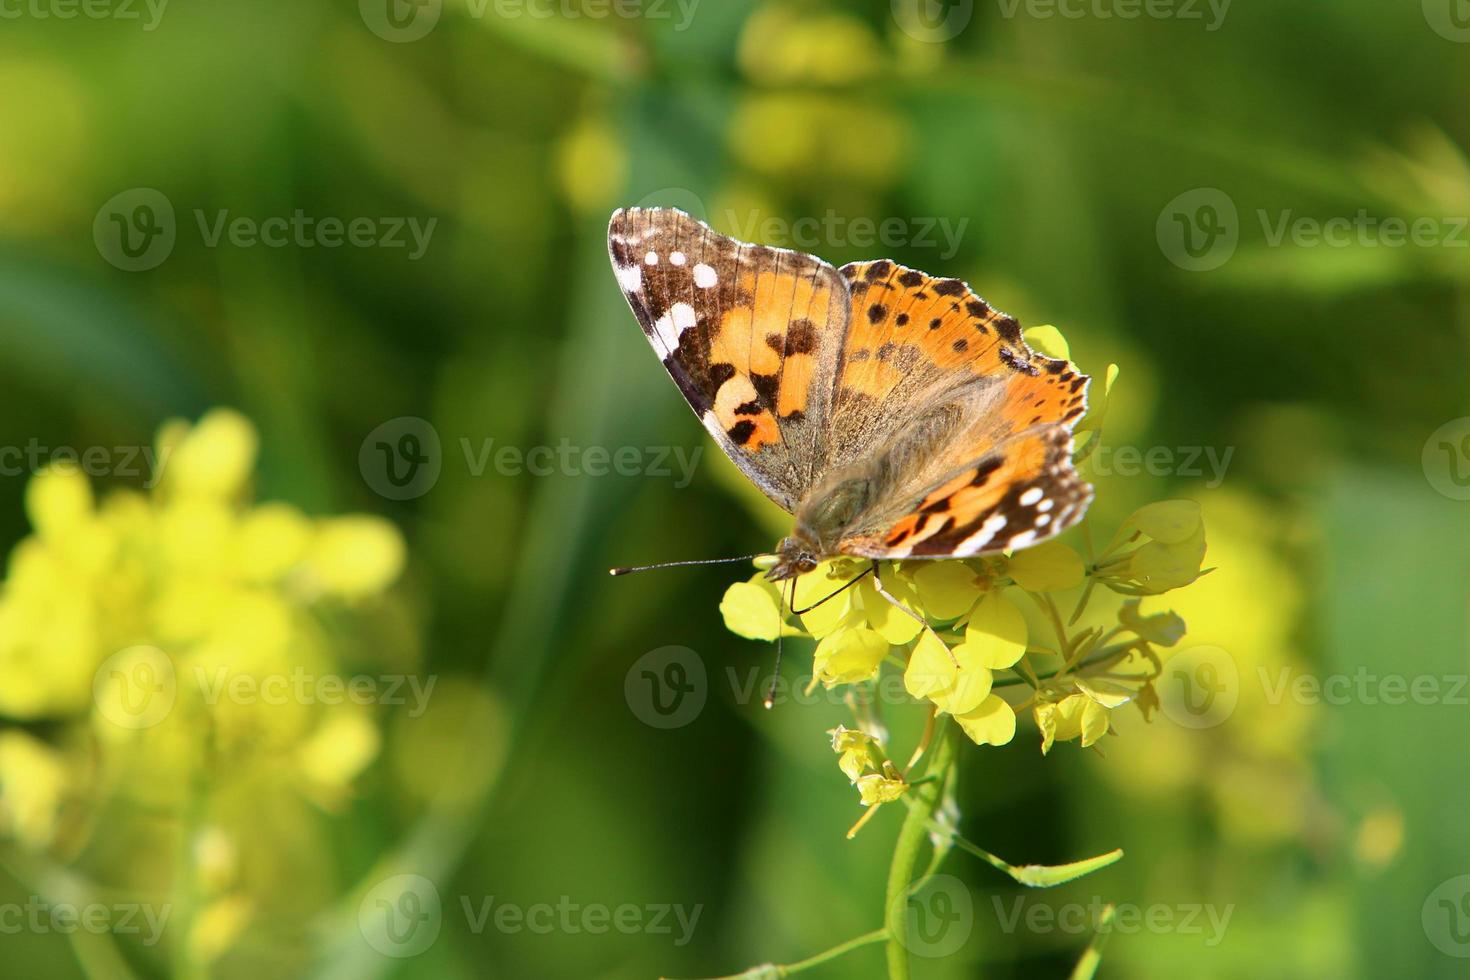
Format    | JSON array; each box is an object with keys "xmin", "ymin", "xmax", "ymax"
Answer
[{"xmin": 0, "ymin": 408, "xmax": 413, "ymax": 968}]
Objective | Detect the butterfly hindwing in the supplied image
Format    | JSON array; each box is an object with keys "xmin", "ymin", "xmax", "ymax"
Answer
[
  {"xmin": 840, "ymin": 424, "xmax": 1092, "ymax": 559},
  {"xmin": 608, "ymin": 208, "xmax": 848, "ymax": 512}
]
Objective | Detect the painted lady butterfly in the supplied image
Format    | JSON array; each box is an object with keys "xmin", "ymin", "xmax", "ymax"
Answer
[{"xmin": 608, "ymin": 207, "xmax": 1092, "ymax": 583}]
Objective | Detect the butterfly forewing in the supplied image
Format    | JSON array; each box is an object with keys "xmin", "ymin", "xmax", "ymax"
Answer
[
  {"xmin": 609, "ymin": 207, "xmax": 1094, "ymax": 560},
  {"xmin": 609, "ymin": 208, "xmax": 849, "ymax": 512}
]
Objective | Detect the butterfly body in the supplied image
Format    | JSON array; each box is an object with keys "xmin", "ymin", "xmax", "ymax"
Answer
[{"xmin": 609, "ymin": 207, "xmax": 1093, "ymax": 575}]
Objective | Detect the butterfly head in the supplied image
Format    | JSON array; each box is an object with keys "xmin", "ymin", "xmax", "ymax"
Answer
[{"xmin": 766, "ymin": 536, "xmax": 820, "ymax": 582}]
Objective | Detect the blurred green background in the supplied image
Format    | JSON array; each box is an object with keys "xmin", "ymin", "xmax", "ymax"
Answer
[{"xmin": 3, "ymin": 0, "xmax": 1470, "ymax": 977}]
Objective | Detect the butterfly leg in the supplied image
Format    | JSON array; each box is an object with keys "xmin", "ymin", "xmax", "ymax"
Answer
[{"xmin": 869, "ymin": 562, "xmax": 959, "ymax": 667}]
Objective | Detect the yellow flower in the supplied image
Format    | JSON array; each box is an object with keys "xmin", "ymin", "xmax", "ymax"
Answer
[
  {"xmin": 856, "ymin": 768, "xmax": 909, "ymax": 807},
  {"xmin": 1095, "ymin": 500, "xmax": 1209, "ymax": 595},
  {"xmin": 0, "ymin": 731, "xmax": 69, "ymax": 848},
  {"xmin": 0, "ymin": 411, "xmax": 409, "ymax": 858},
  {"xmin": 828, "ymin": 725, "xmax": 878, "ymax": 783}
]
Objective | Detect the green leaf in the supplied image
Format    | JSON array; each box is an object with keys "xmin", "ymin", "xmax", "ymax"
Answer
[{"xmin": 1007, "ymin": 848, "xmax": 1125, "ymax": 888}]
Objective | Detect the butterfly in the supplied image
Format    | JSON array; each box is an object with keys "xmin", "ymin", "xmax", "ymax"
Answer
[{"xmin": 608, "ymin": 207, "xmax": 1092, "ymax": 584}]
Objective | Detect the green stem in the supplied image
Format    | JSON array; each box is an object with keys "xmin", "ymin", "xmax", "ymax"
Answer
[
  {"xmin": 884, "ymin": 718, "xmax": 959, "ymax": 980},
  {"xmin": 993, "ymin": 641, "xmax": 1139, "ymax": 688}
]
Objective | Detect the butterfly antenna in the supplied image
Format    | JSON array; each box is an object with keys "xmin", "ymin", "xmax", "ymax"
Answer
[
  {"xmin": 764, "ymin": 577, "xmax": 795, "ymax": 710},
  {"xmin": 609, "ymin": 554, "xmax": 768, "ymax": 576}
]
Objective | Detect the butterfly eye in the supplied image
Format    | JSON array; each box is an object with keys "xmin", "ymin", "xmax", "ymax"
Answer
[{"xmin": 797, "ymin": 556, "xmax": 819, "ymax": 573}]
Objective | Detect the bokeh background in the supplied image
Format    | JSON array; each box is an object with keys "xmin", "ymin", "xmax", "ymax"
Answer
[{"xmin": 3, "ymin": 0, "xmax": 1470, "ymax": 977}]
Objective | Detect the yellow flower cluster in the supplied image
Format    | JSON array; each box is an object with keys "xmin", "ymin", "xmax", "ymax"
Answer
[
  {"xmin": 0, "ymin": 410, "xmax": 405, "ymax": 901},
  {"xmin": 718, "ymin": 331, "xmax": 1214, "ymax": 818}
]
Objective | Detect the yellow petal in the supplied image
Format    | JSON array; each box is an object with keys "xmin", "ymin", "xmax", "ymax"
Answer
[
  {"xmin": 1080, "ymin": 699, "xmax": 1112, "ymax": 747},
  {"xmin": 1023, "ymin": 324, "xmax": 1070, "ymax": 360},
  {"xmin": 305, "ymin": 516, "xmax": 405, "ymax": 599},
  {"xmin": 1126, "ymin": 499, "xmax": 1202, "ymax": 544},
  {"xmin": 1007, "ymin": 541, "xmax": 1085, "ymax": 592},
  {"xmin": 929, "ymin": 663, "xmax": 994, "ymax": 716},
  {"xmin": 794, "ymin": 563, "xmax": 858, "ymax": 637},
  {"xmin": 813, "ymin": 627, "xmax": 889, "ymax": 686},
  {"xmin": 1124, "ymin": 523, "xmax": 1207, "ymax": 594},
  {"xmin": 909, "ymin": 561, "xmax": 982, "ymax": 620},
  {"xmin": 954, "ymin": 695, "xmax": 1017, "ymax": 746},
  {"xmin": 720, "ymin": 580, "xmax": 786, "ymax": 641},
  {"xmin": 855, "ymin": 772, "xmax": 908, "ymax": 806},
  {"xmin": 1075, "ymin": 677, "xmax": 1134, "ymax": 709},
  {"xmin": 858, "ymin": 577, "xmax": 923, "ymax": 644},
  {"xmin": 1035, "ymin": 702, "xmax": 1059, "ymax": 755},
  {"xmin": 25, "ymin": 463, "xmax": 93, "ymax": 539},
  {"xmin": 904, "ymin": 631, "xmax": 956, "ymax": 699},
  {"xmin": 960, "ymin": 593, "xmax": 1027, "ymax": 668},
  {"xmin": 162, "ymin": 408, "xmax": 258, "ymax": 500}
]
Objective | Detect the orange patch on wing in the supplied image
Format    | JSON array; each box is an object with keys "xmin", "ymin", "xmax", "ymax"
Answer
[{"xmin": 713, "ymin": 376, "xmax": 781, "ymax": 450}]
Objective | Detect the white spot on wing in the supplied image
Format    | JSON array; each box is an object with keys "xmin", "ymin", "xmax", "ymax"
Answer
[
  {"xmin": 644, "ymin": 251, "xmax": 659, "ymax": 266},
  {"xmin": 1019, "ymin": 487, "xmax": 1043, "ymax": 506},
  {"xmin": 670, "ymin": 251, "xmax": 687, "ymax": 266},
  {"xmin": 693, "ymin": 263, "xmax": 718, "ymax": 288},
  {"xmin": 653, "ymin": 302, "xmax": 699, "ymax": 351},
  {"xmin": 1037, "ymin": 499, "xmax": 1054, "ymax": 513},
  {"xmin": 957, "ymin": 513, "xmax": 1007, "ymax": 553},
  {"xmin": 1007, "ymin": 530, "xmax": 1038, "ymax": 550},
  {"xmin": 615, "ymin": 264, "xmax": 642, "ymax": 292}
]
